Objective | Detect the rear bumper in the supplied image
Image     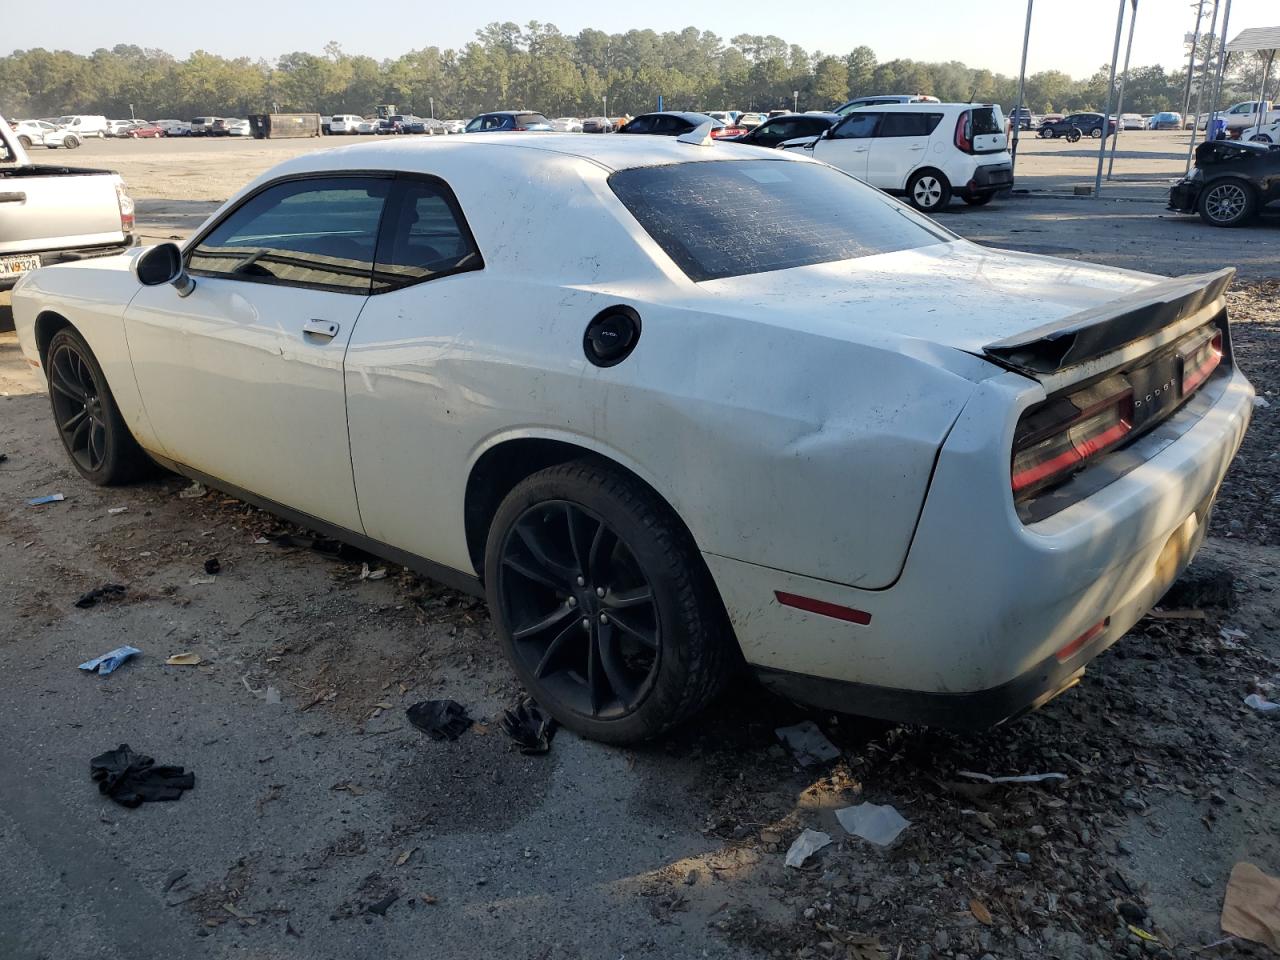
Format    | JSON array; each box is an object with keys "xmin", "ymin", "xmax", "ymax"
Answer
[
  {"xmin": 0, "ymin": 236, "xmax": 136, "ymax": 291},
  {"xmin": 706, "ymin": 364, "xmax": 1253, "ymax": 729},
  {"xmin": 966, "ymin": 162, "xmax": 1013, "ymax": 196}
]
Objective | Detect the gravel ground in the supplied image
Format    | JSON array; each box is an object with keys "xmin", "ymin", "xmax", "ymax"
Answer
[{"xmin": 0, "ymin": 140, "xmax": 1277, "ymax": 959}]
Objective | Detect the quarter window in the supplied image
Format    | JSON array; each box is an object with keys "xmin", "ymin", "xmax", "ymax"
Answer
[
  {"xmin": 188, "ymin": 177, "xmax": 390, "ymax": 294},
  {"xmin": 372, "ymin": 178, "xmax": 483, "ymax": 291}
]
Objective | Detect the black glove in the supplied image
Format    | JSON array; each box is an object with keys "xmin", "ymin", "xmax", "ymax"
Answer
[
  {"xmin": 90, "ymin": 744, "xmax": 195, "ymax": 808},
  {"xmin": 500, "ymin": 700, "xmax": 557, "ymax": 755},
  {"xmin": 405, "ymin": 700, "xmax": 473, "ymax": 740}
]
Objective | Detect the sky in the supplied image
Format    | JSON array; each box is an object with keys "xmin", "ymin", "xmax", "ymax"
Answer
[{"xmin": 7, "ymin": 0, "xmax": 1276, "ymax": 79}]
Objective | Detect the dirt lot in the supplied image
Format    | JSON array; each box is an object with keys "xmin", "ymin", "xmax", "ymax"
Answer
[{"xmin": 1, "ymin": 135, "xmax": 1278, "ymax": 960}]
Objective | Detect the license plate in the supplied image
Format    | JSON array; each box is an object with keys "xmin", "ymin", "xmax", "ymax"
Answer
[{"xmin": 0, "ymin": 254, "xmax": 40, "ymax": 277}]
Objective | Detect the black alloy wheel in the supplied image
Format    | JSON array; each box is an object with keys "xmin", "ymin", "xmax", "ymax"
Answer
[
  {"xmin": 45, "ymin": 328, "xmax": 150, "ymax": 484},
  {"xmin": 497, "ymin": 500, "xmax": 661, "ymax": 721}
]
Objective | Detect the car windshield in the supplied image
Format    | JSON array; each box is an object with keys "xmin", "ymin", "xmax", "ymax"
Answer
[{"xmin": 609, "ymin": 159, "xmax": 951, "ymax": 282}]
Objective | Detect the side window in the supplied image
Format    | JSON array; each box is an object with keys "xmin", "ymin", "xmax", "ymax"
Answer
[
  {"xmin": 878, "ymin": 113, "xmax": 942, "ymax": 137},
  {"xmin": 830, "ymin": 112, "xmax": 881, "ymax": 139},
  {"xmin": 188, "ymin": 176, "xmax": 390, "ymax": 294},
  {"xmin": 624, "ymin": 116, "xmax": 655, "ymax": 133},
  {"xmin": 372, "ymin": 178, "xmax": 483, "ymax": 292}
]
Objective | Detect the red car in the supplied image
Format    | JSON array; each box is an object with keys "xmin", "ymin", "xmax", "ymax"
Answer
[{"xmin": 128, "ymin": 123, "xmax": 166, "ymax": 138}]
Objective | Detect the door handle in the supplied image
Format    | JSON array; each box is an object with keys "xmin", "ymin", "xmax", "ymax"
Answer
[
  {"xmin": 908, "ymin": 145, "xmax": 926, "ymax": 151},
  {"xmin": 0, "ymin": 192, "xmax": 26, "ymax": 203},
  {"xmin": 302, "ymin": 319, "xmax": 340, "ymax": 339}
]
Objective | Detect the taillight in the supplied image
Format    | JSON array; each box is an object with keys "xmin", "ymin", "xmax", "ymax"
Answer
[
  {"xmin": 954, "ymin": 111, "xmax": 972, "ymax": 153},
  {"xmin": 114, "ymin": 179, "xmax": 135, "ymax": 233},
  {"xmin": 1011, "ymin": 377, "xmax": 1134, "ymax": 497},
  {"xmin": 1179, "ymin": 330, "xmax": 1223, "ymax": 395},
  {"xmin": 513, "ymin": 125, "xmax": 528, "ymax": 131}
]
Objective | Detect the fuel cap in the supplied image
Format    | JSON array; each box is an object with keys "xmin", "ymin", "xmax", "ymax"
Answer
[{"xmin": 583, "ymin": 306, "xmax": 641, "ymax": 367}]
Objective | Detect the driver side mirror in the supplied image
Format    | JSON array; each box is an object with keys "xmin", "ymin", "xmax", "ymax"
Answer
[{"xmin": 136, "ymin": 242, "xmax": 195, "ymax": 297}]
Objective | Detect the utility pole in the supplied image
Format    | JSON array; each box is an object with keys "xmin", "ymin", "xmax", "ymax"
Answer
[
  {"xmin": 1179, "ymin": 0, "xmax": 1207, "ymax": 125},
  {"xmin": 1106, "ymin": 0, "xmax": 1139, "ymax": 179},
  {"xmin": 1010, "ymin": 0, "xmax": 1034, "ymax": 173},
  {"xmin": 429, "ymin": 97, "xmax": 434, "ymax": 119},
  {"xmin": 1184, "ymin": 0, "xmax": 1220, "ymax": 173},
  {"xmin": 1093, "ymin": 0, "xmax": 1128, "ymax": 197},
  {"xmin": 793, "ymin": 90, "xmax": 799, "ymax": 112},
  {"xmin": 1204, "ymin": 0, "xmax": 1233, "ymax": 144}
]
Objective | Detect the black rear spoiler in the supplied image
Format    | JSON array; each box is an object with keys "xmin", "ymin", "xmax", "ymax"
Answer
[{"xmin": 982, "ymin": 268, "xmax": 1234, "ymax": 376}]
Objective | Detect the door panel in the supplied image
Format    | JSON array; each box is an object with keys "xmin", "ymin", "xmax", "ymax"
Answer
[
  {"xmin": 813, "ymin": 112, "xmax": 881, "ymax": 180},
  {"xmin": 866, "ymin": 112, "xmax": 941, "ymax": 189},
  {"xmin": 124, "ymin": 175, "xmax": 391, "ymax": 531}
]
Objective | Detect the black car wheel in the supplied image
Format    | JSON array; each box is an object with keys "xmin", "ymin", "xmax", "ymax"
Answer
[
  {"xmin": 1248, "ymin": 133, "xmax": 1273, "ymax": 143},
  {"xmin": 1040, "ymin": 127, "xmax": 1056, "ymax": 139},
  {"xmin": 906, "ymin": 170, "xmax": 951, "ymax": 211},
  {"xmin": 1065, "ymin": 127, "xmax": 1082, "ymax": 143},
  {"xmin": 1197, "ymin": 177, "xmax": 1257, "ymax": 227},
  {"xmin": 46, "ymin": 328, "xmax": 152, "ymax": 485},
  {"xmin": 486, "ymin": 460, "xmax": 735, "ymax": 743},
  {"xmin": 1089, "ymin": 127, "xmax": 1103, "ymax": 139}
]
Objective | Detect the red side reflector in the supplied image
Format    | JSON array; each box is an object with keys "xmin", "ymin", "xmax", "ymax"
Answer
[
  {"xmin": 1055, "ymin": 617, "xmax": 1110, "ymax": 663},
  {"xmin": 775, "ymin": 591, "xmax": 871, "ymax": 625}
]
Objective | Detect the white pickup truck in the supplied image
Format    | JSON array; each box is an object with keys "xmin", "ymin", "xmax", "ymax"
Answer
[
  {"xmin": 1220, "ymin": 100, "xmax": 1280, "ymax": 134},
  {"xmin": 0, "ymin": 115, "xmax": 136, "ymax": 291}
]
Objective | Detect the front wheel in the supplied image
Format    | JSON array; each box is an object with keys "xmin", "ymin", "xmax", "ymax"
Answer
[
  {"xmin": 46, "ymin": 328, "xmax": 152, "ymax": 485},
  {"xmin": 905, "ymin": 170, "xmax": 951, "ymax": 212},
  {"xmin": 1197, "ymin": 177, "xmax": 1257, "ymax": 227},
  {"xmin": 63, "ymin": 136, "xmax": 81, "ymax": 149},
  {"xmin": 1040, "ymin": 127, "xmax": 1055, "ymax": 139},
  {"xmin": 485, "ymin": 460, "xmax": 735, "ymax": 743},
  {"xmin": 17, "ymin": 135, "xmax": 32, "ymax": 149}
]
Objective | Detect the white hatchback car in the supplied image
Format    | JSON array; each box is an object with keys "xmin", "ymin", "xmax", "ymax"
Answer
[
  {"xmin": 11, "ymin": 134, "xmax": 1252, "ymax": 742},
  {"xmin": 786, "ymin": 102, "xmax": 1013, "ymax": 211}
]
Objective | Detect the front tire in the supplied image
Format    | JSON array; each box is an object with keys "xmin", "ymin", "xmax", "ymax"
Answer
[
  {"xmin": 64, "ymin": 136, "xmax": 81, "ymax": 149},
  {"xmin": 485, "ymin": 460, "xmax": 734, "ymax": 744},
  {"xmin": 1040, "ymin": 127, "xmax": 1055, "ymax": 139},
  {"xmin": 46, "ymin": 328, "xmax": 151, "ymax": 485},
  {"xmin": 905, "ymin": 169, "xmax": 951, "ymax": 212},
  {"xmin": 1197, "ymin": 177, "xmax": 1257, "ymax": 227}
]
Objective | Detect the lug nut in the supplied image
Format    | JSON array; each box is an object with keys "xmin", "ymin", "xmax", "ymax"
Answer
[
  {"xmin": 596, "ymin": 587, "xmax": 606, "ymax": 598},
  {"xmin": 599, "ymin": 613, "xmax": 608, "ymax": 623},
  {"xmin": 568, "ymin": 597, "xmax": 577, "ymax": 607},
  {"xmin": 576, "ymin": 576, "xmax": 585, "ymax": 586},
  {"xmin": 581, "ymin": 618, "xmax": 590, "ymax": 629}
]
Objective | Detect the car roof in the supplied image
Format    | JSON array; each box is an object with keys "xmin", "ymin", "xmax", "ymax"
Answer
[
  {"xmin": 633, "ymin": 111, "xmax": 719, "ymax": 122},
  {"xmin": 259, "ymin": 131, "xmax": 804, "ymax": 180},
  {"xmin": 766, "ymin": 112, "xmax": 840, "ymax": 122},
  {"xmin": 478, "ymin": 110, "xmax": 545, "ymax": 117},
  {"xmin": 851, "ymin": 102, "xmax": 990, "ymax": 113}
]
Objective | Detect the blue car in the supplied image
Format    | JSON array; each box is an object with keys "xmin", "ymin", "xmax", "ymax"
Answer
[{"xmin": 1149, "ymin": 111, "xmax": 1182, "ymax": 131}]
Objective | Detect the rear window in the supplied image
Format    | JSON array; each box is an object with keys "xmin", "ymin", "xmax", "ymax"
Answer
[
  {"xmin": 970, "ymin": 107, "xmax": 1004, "ymax": 135},
  {"xmin": 517, "ymin": 113, "xmax": 550, "ymax": 126},
  {"xmin": 609, "ymin": 160, "xmax": 950, "ymax": 282}
]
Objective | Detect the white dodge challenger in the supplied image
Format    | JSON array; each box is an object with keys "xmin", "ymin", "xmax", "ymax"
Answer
[{"xmin": 12, "ymin": 132, "xmax": 1253, "ymax": 742}]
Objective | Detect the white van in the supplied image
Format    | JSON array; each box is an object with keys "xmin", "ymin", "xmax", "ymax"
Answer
[
  {"xmin": 329, "ymin": 114, "xmax": 364, "ymax": 134},
  {"xmin": 55, "ymin": 115, "xmax": 109, "ymax": 138},
  {"xmin": 785, "ymin": 102, "xmax": 1012, "ymax": 211}
]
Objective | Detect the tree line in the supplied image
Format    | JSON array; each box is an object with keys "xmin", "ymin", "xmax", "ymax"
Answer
[{"xmin": 1, "ymin": 23, "xmax": 1273, "ymax": 121}]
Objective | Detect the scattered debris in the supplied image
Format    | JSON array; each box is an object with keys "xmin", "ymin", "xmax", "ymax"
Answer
[
  {"xmin": 970, "ymin": 898, "xmax": 993, "ymax": 925},
  {"xmin": 835, "ymin": 802, "xmax": 911, "ymax": 847},
  {"xmin": 331, "ymin": 780, "xmax": 366, "ymax": 796},
  {"xmin": 499, "ymin": 699, "xmax": 557, "ymax": 754},
  {"xmin": 1219, "ymin": 626, "xmax": 1249, "ymax": 649},
  {"xmin": 73, "ymin": 583, "xmax": 126, "ymax": 609},
  {"xmin": 406, "ymin": 699, "xmax": 473, "ymax": 741},
  {"xmin": 241, "ymin": 676, "xmax": 281, "ymax": 704},
  {"xmin": 255, "ymin": 784, "xmax": 283, "ymax": 815},
  {"xmin": 89, "ymin": 743, "xmax": 195, "ymax": 808},
  {"xmin": 0, "ymin": 453, "xmax": 7, "ymax": 463},
  {"xmin": 264, "ymin": 531, "xmax": 361, "ymax": 561},
  {"xmin": 784, "ymin": 829, "xmax": 832, "ymax": 868},
  {"xmin": 165, "ymin": 652, "xmax": 203, "ymax": 666},
  {"xmin": 366, "ymin": 892, "xmax": 399, "ymax": 916},
  {"xmin": 1243, "ymin": 692, "xmax": 1280, "ymax": 713},
  {"xmin": 188, "ymin": 574, "xmax": 217, "ymax": 586},
  {"xmin": 107, "ymin": 506, "xmax": 128, "ymax": 516},
  {"xmin": 360, "ymin": 562, "xmax": 387, "ymax": 581},
  {"xmin": 178, "ymin": 481, "xmax": 207, "ymax": 499},
  {"xmin": 775, "ymin": 721, "xmax": 841, "ymax": 766},
  {"xmin": 27, "ymin": 493, "xmax": 65, "ymax": 506},
  {"xmin": 1255, "ymin": 396, "xmax": 1271, "ymax": 408},
  {"xmin": 394, "ymin": 848, "xmax": 416, "ymax": 867},
  {"xmin": 162, "ymin": 869, "xmax": 188, "ymax": 893},
  {"xmin": 203, "ymin": 557, "xmax": 221, "ymax": 575},
  {"xmin": 956, "ymin": 770, "xmax": 1067, "ymax": 784},
  {"xmin": 79, "ymin": 645, "xmax": 141, "ymax": 675}
]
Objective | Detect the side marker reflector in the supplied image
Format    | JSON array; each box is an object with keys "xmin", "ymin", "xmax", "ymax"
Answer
[
  {"xmin": 1055, "ymin": 617, "xmax": 1110, "ymax": 663},
  {"xmin": 775, "ymin": 591, "xmax": 871, "ymax": 625}
]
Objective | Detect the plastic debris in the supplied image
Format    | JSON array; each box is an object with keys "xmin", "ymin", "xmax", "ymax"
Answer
[
  {"xmin": 1255, "ymin": 396, "xmax": 1271, "ymax": 408},
  {"xmin": 178, "ymin": 481, "xmax": 206, "ymax": 499},
  {"xmin": 406, "ymin": 699, "xmax": 473, "ymax": 741},
  {"xmin": 499, "ymin": 700, "xmax": 557, "ymax": 754},
  {"xmin": 188, "ymin": 575, "xmax": 217, "ymax": 586},
  {"xmin": 956, "ymin": 770, "xmax": 1067, "ymax": 784},
  {"xmin": 835, "ymin": 802, "xmax": 911, "ymax": 846},
  {"xmin": 28, "ymin": 493, "xmax": 65, "ymax": 505},
  {"xmin": 107, "ymin": 506, "xmax": 128, "ymax": 515},
  {"xmin": 775, "ymin": 721, "xmax": 841, "ymax": 765},
  {"xmin": 784, "ymin": 828, "xmax": 832, "ymax": 868},
  {"xmin": 74, "ymin": 583, "xmax": 126, "ymax": 609},
  {"xmin": 1222, "ymin": 862, "xmax": 1280, "ymax": 951},
  {"xmin": 166, "ymin": 652, "xmax": 202, "ymax": 666},
  {"xmin": 1244, "ymin": 693, "xmax": 1280, "ymax": 713},
  {"xmin": 79, "ymin": 645, "xmax": 141, "ymax": 675},
  {"xmin": 360, "ymin": 562, "xmax": 387, "ymax": 581},
  {"xmin": 241, "ymin": 676, "xmax": 282, "ymax": 704},
  {"xmin": 366, "ymin": 892, "xmax": 399, "ymax": 916},
  {"xmin": 203, "ymin": 557, "xmax": 221, "ymax": 575},
  {"xmin": 90, "ymin": 743, "xmax": 195, "ymax": 808}
]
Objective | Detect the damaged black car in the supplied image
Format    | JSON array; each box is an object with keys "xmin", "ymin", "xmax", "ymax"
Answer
[{"xmin": 1168, "ymin": 138, "xmax": 1280, "ymax": 227}]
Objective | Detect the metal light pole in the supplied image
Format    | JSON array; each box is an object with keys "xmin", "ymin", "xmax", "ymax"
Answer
[
  {"xmin": 1106, "ymin": 0, "xmax": 1139, "ymax": 179},
  {"xmin": 429, "ymin": 97, "xmax": 434, "ymax": 119},
  {"xmin": 1204, "ymin": 0, "xmax": 1233, "ymax": 144},
  {"xmin": 1010, "ymin": 0, "xmax": 1034, "ymax": 173},
  {"xmin": 129, "ymin": 103, "xmax": 135, "ymax": 120},
  {"xmin": 793, "ymin": 90, "xmax": 799, "ymax": 112},
  {"xmin": 1184, "ymin": 0, "xmax": 1220, "ymax": 173},
  {"xmin": 1093, "ymin": 0, "xmax": 1128, "ymax": 197},
  {"xmin": 1179, "ymin": 0, "xmax": 1207, "ymax": 126}
]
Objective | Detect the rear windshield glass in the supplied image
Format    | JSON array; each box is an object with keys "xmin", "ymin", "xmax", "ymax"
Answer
[
  {"xmin": 518, "ymin": 113, "xmax": 550, "ymax": 125},
  {"xmin": 609, "ymin": 159, "xmax": 950, "ymax": 281},
  {"xmin": 970, "ymin": 107, "xmax": 1004, "ymax": 135}
]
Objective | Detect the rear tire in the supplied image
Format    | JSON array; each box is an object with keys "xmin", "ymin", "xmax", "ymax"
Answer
[
  {"xmin": 1248, "ymin": 133, "xmax": 1273, "ymax": 143},
  {"xmin": 45, "ymin": 328, "xmax": 152, "ymax": 485},
  {"xmin": 905, "ymin": 169, "xmax": 951, "ymax": 212},
  {"xmin": 1197, "ymin": 177, "xmax": 1257, "ymax": 227},
  {"xmin": 485, "ymin": 459, "xmax": 735, "ymax": 744}
]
